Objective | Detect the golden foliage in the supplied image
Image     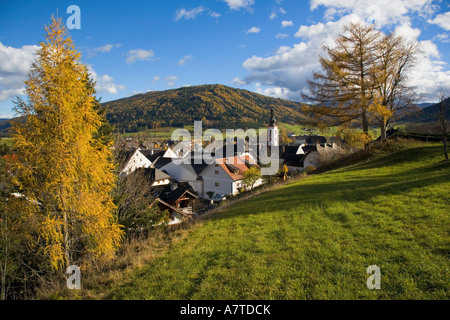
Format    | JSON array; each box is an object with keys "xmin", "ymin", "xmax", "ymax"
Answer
[{"xmin": 11, "ymin": 17, "xmax": 123, "ymax": 270}]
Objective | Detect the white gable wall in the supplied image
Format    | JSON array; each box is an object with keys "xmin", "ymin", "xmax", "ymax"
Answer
[
  {"xmin": 303, "ymin": 151, "xmax": 320, "ymax": 168},
  {"xmin": 121, "ymin": 149, "xmax": 152, "ymax": 176},
  {"xmin": 163, "ymin": 148, "xmax": 178, "ymax": 158}
]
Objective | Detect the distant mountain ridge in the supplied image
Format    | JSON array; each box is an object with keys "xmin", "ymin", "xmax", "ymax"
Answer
[
  {"xmin": 399, "ymin": 98, "xmax": 450, "ymax": 123},
  {"xmin": 0, "ymin": 86, "xmax": 448, "ymax": 137},
  {"xmin": 103, "ymin": 84, "xmax": 306, "ymax": 132}
]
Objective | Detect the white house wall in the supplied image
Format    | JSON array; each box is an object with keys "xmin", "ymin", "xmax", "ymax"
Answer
[
  {"xmin": 188, "ymin": 180, "xmax": 203, "ymax": 195},
  {"xmin": 161, "ymin": 161, "xmax": 197, "ymax": 182},
  {"xmin": 200, "ymin": 164, "xmax": 234, "ymax": 198},
  {"xmin": 121, "ymin": 149, "xmax": 152, "ymax": 176},
  {"xmin": 304, "ymin": 151, "xmax": 320, "ymax": 168}
]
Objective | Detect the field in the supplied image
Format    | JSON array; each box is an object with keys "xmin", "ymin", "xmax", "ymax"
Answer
[
  {"xmin": 98, "ymin": 142, "xmax": 449, "ymax": 300},
  {"xmin": 119, "ymin": 123, "xmax": 385, "ymax": 143},
  {"xmin": 0, "ymin": 137, "xmax": 13, "ymax": 147}
]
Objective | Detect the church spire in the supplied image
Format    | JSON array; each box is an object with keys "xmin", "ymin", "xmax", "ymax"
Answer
[
  {"xmin": 269, "ymin": 107, "xmax": 276, "ymax": 127},
  {"xmin": 267, "ymin": 108, "xmax": 278, "ymax": 147}
]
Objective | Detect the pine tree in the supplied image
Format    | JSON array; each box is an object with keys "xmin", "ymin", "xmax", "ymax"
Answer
[{"xmin": 11, "ymin": 17, "xmax": 123, "ymax": 270}]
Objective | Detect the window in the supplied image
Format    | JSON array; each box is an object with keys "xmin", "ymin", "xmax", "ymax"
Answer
[
  {"xmin": 215, "ymin": 170, "xmax": 219, "ymax": 175},
  {"xmin": 215, "ymin": 182, "xmax": 220, "ymax": 187}
]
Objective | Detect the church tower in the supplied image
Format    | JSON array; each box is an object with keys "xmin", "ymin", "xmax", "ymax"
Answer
[{"xmin": 267, "ymin": 108, "xmax": 279, "ymax": 147}]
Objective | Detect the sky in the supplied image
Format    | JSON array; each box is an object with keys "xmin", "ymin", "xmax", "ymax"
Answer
[{"xmin": 0, "ymin": 0, "xmax": 449, "ymax": 118}]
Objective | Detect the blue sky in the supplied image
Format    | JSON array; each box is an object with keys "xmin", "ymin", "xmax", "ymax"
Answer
[{"xmin": 0, "ymin": 0, "xmax": 449, "ymax": 118}]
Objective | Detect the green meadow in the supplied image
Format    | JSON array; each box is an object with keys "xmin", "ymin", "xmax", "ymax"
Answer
[{"xmin": 104, "ymin": 142, "xmax": 449, "ymax": 300}]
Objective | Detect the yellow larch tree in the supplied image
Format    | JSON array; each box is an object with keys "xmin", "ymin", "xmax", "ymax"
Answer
[{"xmin": 11, "ymin": 17, "xmax": 123, "ymax": 270}]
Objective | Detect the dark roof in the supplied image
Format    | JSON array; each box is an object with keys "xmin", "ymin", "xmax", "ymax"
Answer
[
  {"xmin": 191, "ymin": 161, "xmax": 209, "ymax": 175},
  {"xmin": 152, "ymin": 156, "xmax": 173, "ymax": 169},
  {"xmin": 166, "ymin": 187, "xmax": 198, "ymax": 203},
  {"xmin": 284, "ymin": 146, "xmax": 301, "ymax": 154},
  {"xmin": 211, "ymin": 142, "xmax": 250, "ymax": 159},
  {"xmin": 132, "ymin": 167, "xmax": 171, "ymax": 182},
  {"xmin": 140, "ymin": 149, "xmax": 165, "ymax": 162},
  {"xmin": 159, "ymin": 185, "xmax": 198, "ymax": 203},
  {"xmin": 283, "ymin": 154, "xmax": 305, "ymax": 167},
  {"xmin": 117, "ymin": 148, "xmax": 139, "ymax": 170},
  {"xmin": 306, "ymin": 135, "xmax": 327, "ymax": 144}
]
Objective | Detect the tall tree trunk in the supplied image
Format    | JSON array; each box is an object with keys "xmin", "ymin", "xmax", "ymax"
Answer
[
  {"xmin": 63, "ymin": 210, "xmax": 70, "ymax": 267},
  {"xmin": 362, "ymin": 109, "xmax": 369, "ymax": 134},
  {"xmin": 380, "ymin": 120, "xmax": 387, "ymax": 141},
  {"xmin": 60, "ymin": 185, "xmax": 71, "ymax": 268}
]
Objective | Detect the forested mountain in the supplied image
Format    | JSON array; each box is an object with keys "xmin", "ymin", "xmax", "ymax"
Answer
[
  {"xmin": 399, "ymin": 98, "xmax": 450, "ymax": 123},
  {"xmin": 0, "ymin": 86, "xmax": 447, "ymax": 136},
  {"xmin": 103, "ymin": 84, "xmax": 306, "ymax": 132}
]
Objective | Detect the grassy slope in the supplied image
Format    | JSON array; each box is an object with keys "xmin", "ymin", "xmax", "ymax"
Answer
[{"xmin": 109, "ymin": 143, "xmax": 449, "ymax": 300}]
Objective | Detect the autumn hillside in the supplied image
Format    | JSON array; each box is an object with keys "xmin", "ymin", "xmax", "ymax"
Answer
[{"xmin": 103, "ymin": 84, "xmax": 307, "ymax": 132}]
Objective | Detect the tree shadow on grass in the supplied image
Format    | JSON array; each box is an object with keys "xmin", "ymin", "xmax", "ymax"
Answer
[{"xmin": 209, "ymin": 148, "xmax": 450, "ymax": 222}]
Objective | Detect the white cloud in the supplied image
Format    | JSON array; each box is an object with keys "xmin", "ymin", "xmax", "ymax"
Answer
[
  {"xmin": 246, "ymin": 26, "xmax": 261, "ymax": 34},
  {"xmin": 392, "ymin": 23, "xmax": 450, "ymax": 99},
  {"xmin": 256, "ymin": 86, "xmax": 296, "ymax": 100},
  {"xmin": 276, "ymin": 33, "xmax": 289, "ymax": 39},
  {"xmin": 175, "ymin": 6, "xmax": 221, "ymax": 21},
  {"xmin": 165, "ymin": 75, "xmax": 178, "ymax": 86},
  {"xmin": 310, "ymin": 0, "xmax": 437, "ymax": 27},
  {"xmin": 153, "ymin": 76, "xmax": 160, "ymax": 83},
  {"xmin": 175, "ymin": 6, "xmax": 206, "ymax": 21},
  {"xmin": 93, "ymin": 43, "xmax": 121, "ymax": 53},
  {"xmin": 87, "ymin": 65, "xmax": 125, "ymax": 95},
  {"xmin": 242, "ymin": 7, "xmax": 450, "ymax": 103},
  {"xmin": 126, "ymin": 49, "xmax": 155, "ymax": 64},
  {"xmin": 0, "ymin": 42, "xmax": 39, "ymax": 101},
  {"xmin": 241, "ymin": 7, "xmax": 450, "ymax": 100},
  {"xmin": 231, "ymin": 77, "xmax": 246, "ymax": 86},
  {"xmin": 436, "ymin": 33, "xmax": 450, "ymax": 43},
  {"xmin": 281, "ymin": 20, "xmax": 294, "ymax": 27},
  {"xmin": 208, "ymin": 11, "xmax": 222, "ymax": 18},
  {"xmin": 222, "ymin": 0, "xmax": 255, "ymax": 11},
  {"xmin": 428, "ymin": 11, "xmax": 450, "ymax": 31},
  {"xmin": 269, "ymin": 12, "xmax": 277, "ymax": 20},
  {"xmin": 178, "ymin": 55, "xmax": 193, "ymax": 66},
  {"xmin": 0, "ymin": 42, "xmax": 124, "ymax": 102}
]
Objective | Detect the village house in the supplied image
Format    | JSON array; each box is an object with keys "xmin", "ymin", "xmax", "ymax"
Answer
[
  {"xmin": 156, "ymin": 183, "xmax": 199, "ymax": 218},
  {"xmin": 282, "ymin": 143, "xmax": 345, "ymax": 172},
  {"xmin": 200, "ymin": 155, "xmax": 262, "ymax": 199},
  {"xmin": 119, "ymin": 147, "xmax": 176, "ymax": 177}
]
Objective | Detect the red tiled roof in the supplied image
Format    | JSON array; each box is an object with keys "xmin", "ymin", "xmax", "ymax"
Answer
[
  {"xmin": 2, "ymin": 154, "xmax": 19, "ymax": 162},
  {"xmin": 216, "ymin": 155, "xmax": 259, "ymax": 181}
]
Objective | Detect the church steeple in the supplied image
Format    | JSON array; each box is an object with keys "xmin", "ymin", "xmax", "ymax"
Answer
[
  {"xmin": 269, "ymin": 108, "xmax": 276, "ymax": 127},
  {"xmin": 267, "ymin": 108, "xmax": 278, "ymax": 147}
]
